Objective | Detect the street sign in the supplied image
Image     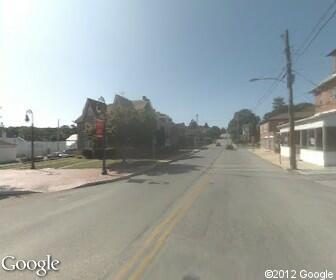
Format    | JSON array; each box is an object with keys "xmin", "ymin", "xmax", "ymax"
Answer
[{"xmin": 96, "ymin": 119, "xmax": 104, "ymax": 138}]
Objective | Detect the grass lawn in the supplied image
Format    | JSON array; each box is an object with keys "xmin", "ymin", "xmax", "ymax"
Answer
[{"xmin": 0, "ymin": 157, "xmax": 162, "ymax": 170}]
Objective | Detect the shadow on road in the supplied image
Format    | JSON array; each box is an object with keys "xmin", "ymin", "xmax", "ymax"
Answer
[
  {"xmin": 144, "ymin": 163, "xmax": 201, "ymax": 177},
  {"xmin": 0, "ymin": 186, "xmax": 38, "ymax": 200}
]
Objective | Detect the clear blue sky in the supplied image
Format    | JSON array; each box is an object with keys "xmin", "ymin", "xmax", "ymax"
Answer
[{"xmin": 1, "ymin": 0, "xmax": 335, "ymax": 128}]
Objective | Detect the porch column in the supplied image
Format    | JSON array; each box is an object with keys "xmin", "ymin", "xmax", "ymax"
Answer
[
  {"xmin": 299, "ymin": 130, "xmax": 303, "ymax": 147},
  {"xmin": 314, "ymin": 129, "xmax": 317, "ymax": 149},
  {"xmin": 322, "ymin": 126, "xmax": 327, "ymax": 152}
]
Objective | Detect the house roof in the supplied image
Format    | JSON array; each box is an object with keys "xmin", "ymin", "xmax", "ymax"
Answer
[
  {"xmin": 66, "ymin": 134, "xmax": 78, "ymax": 141},
  {"xmin": 0, "ymin": 139, "xmax": 16, "ymax": 147},
  {"xmin": 260, "ymin": 111, "xmax": 314, "ymax": 124},
  {"xmin": 113, "ymin": 95, "xmax": 134, "ymax": 108},
  {"xmin": 310, "ymin": 73, "xmax": 336, "ymax": 94},
  {"xmin": 279, "ymin": 108, "xmax": 336, "ymax": 128},
  {"xmin": 132, "ymin": 100, "xmax": 150, "ymax": 110},
  {"xmin": 327, "ymin": 49, "xmax": 336, "ymax": 57},
  {"xmin": 75, "ymin": 98, "xmax": 106, "ymax": 123}
]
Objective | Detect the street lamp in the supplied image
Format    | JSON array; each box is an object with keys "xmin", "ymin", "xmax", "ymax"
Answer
[
  {"xmin": 249, "ymin": 72, "xmax": 297, "ymax": 170},
  {"xmin": 25, "ymin": 109, "xmax": 35, "ymax": 169},
  {"xmin": 98, "ymin": 97, "xmax": 107, "ymax": 175},
  {"xmin": 249, "ymin": 77, "xmax": 286, "ymax": 83}
]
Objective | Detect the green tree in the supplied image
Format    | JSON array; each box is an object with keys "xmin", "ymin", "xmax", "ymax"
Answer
[
  {"xmin": 294, "ymin": 102, "xmax": 314, "ymax": 112},
  {"xmin": 272, "ymin": 97, "xmax": 286, "ymax": 111},
  {"xmin": 188, "ymin": 119, "xmax": 198, "ymax": 129},
  {"xmin": 227, "ymin": 109, "xmax": 260, "ymax": 143},
  {"xmin": 106, "ymin": 107, "xmax": 157, "ymax": 148},
  {"xmin": 206, "ymin": 126, "xmax": 221, "ymax": 139}
]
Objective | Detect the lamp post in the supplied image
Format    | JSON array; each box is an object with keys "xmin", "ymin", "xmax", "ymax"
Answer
[
  {"xmin": 249, "ymin": 77, "xmax": 286, "ymax": 83},
  {"xmin": 250, "ymin": 73, "xmax": 296, "ymax": 169},
  {"xmin": 25, "ymin": 109, "xmax": 35, "ymax": 169},
  {"xmin": 98, "ymin": 97, "xmax": 107, "ymax": 175}
]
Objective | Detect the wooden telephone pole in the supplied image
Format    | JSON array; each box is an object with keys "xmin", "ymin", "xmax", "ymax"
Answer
[{"xmin": 284, "ymin": 30, "xmax": 297, "ymax": 169}]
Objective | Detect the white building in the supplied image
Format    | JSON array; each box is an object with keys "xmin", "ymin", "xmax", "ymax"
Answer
[
  {"xmin": 279, "ymin": 110, "xmax": 336, "ymax": 166},
  {"xmin": 279, "ymin": 49, "xmax": 336, "ymax": 167}
]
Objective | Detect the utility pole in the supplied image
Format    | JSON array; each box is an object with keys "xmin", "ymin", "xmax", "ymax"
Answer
[
  {"xmin": 196, "ymin": 113, "xmax": 199, "ymax": 125},
  {"xmin": 284, "ymin": 30, "xmax": 296, "ymax": 169}
]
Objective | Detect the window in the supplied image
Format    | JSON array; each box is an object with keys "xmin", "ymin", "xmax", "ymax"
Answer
[
  {"xmin": 280, "ymin": 132, "xmax": 289, "ymax": 146},
  {"xmin": 301, "ymin": 130, "xmax": 307, "ymax": 148},
  {"xmin": 316, "ymin": 128, "xmax": 323, "ymax": 150},
  {"xmin": 308, "ymin": 129, "xmax": 315, "ymax": 147},
  {"xmin": 326, "ymin": 127, "xmax": 336, "ymax": 151}
]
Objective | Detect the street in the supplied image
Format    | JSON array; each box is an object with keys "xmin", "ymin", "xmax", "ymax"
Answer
[{"xmin": 1, "ymin": 142, "xmax": 336, "ymax": 279}]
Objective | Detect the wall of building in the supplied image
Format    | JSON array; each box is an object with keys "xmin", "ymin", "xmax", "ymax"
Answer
[
  {"xmin": 300, "ymin": 149, "xmax": 325, "ymax": 166},
  {"xmin": 280, "ymin": 146, "xmax": 290, "ymax": 158},
  {"xmin": 3, "ymin": 138, "xmax": 66, "ymax": 158},
  {"xmin": 0, "ymin": 146, "xmax": 16, "ymax": 163},
  {"xmin": 315, "ymin": 84, "xmax": 336, "ymax": 113},
  {"xmin": 325, "ymin": 152, "xmax": 336, "ymax": 166}
]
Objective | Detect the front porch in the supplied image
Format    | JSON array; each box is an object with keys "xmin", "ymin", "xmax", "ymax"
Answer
[{"xmin": 279, "ymin": 110, "xmax": 336, "ymax": 167}]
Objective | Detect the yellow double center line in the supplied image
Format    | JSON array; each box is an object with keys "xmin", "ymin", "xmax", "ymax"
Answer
[{"xmin": 113, "ymin": 173, "xmax": 211, "ymax": 280}]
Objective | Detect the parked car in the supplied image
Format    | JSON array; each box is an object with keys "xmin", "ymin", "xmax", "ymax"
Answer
[
  {"xmin": 216, "ymin": 142, "xmax": 221, "ymax": 146},
  {"xmin": 225, "ymin": 144, "xmax": 235, "ymax": 150},
  {"xmin": 63, "ymin": 149, "xmax": 77, "ymax": 155}
]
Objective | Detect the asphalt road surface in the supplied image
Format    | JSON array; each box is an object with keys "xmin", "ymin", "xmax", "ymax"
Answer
[{"xmin": 1, "ymin": 141, "xmax": 336, "ymax": 280}]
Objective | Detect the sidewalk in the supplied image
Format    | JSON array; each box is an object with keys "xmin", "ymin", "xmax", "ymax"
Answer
[
  {"xmin": 0, "ymin": 150, "xmax": 195, "ymax": 196},
  {"xmin": 249, "ymin": 148, "xmax": 336, "ymax": 173}
]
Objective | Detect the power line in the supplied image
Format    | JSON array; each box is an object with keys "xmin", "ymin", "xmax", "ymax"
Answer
[
  {"xmin": 295, "ymin": 1, "xmax": 336, "ymax": 62},
  {"xmin": 293, "ymin": 70, "xmax": 317, "ymax": 86},
  {"xmin": 252, "ymin": 1, "xmax": 336, "ymax": 111},
  {"xmin": 295, "ymin": 0, "xmax": 336, "ymax": 57}
]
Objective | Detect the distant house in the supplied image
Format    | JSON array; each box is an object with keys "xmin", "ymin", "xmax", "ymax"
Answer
[
  {"xmin": 260, "ymin": 112, "xmax": 313, "ymax": 152},
  {"xmin": 279, "ymin": 49, "xmax": 336, "ymax": 166},
  {"xmin": 156, "ymin": 112, "xmax": 175, "ymax": 147},
  {"xmin": 75, "ymin": 95, "xmax": 174, "ymax": 152}
]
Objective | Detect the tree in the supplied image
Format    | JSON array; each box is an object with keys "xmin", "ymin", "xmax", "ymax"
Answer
[
  {"xmin": 206, "ymin": 126, "xmax": 221, "ymax": 139},
  {"xmin": 263, "ymin": 98, "xmax": 314, "ymax": 121},
  {"xmin": 272, "ymin": 97, "xmax": 286, "ymax": 112},
  {"xmin": 106, "ymin": 107, "xmax": 157, "ymax": 148},
  {"xmin": 227, "ymin": 109, "xmax": 260, "ymax": 143},
  {"xmin": 188, "ymin": 119, "xmax": 198, "ymax": 129},
  {"xmin": 204, "ymin": 122, "xmax": 209, "ymax": 128},
  {"xmin": 294, "ymin": 102, "xmax": 314, "ymax": 112}
]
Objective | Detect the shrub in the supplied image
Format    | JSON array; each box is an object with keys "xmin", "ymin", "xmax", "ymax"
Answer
[
  {"xmin": 93, "ymin": 148, "xmax": 116, "ymax": 159},
  {"xmin": 82, "ymin": 149, "xmax": 93, "ymax": 159}
]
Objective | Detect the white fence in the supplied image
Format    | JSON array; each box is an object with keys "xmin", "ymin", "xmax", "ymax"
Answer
[{"xmin": 1, "ymin": 138, "xmax": 67, "ymax": 158}]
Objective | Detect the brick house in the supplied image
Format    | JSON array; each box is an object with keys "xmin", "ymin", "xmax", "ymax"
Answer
[
  {"xmin": 279, "ymin": 49, "xmax": 336, "ymax": 166},
  {"xmin": 260, "ymin": 112, "xmax": 313, "ymax": 152}
]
